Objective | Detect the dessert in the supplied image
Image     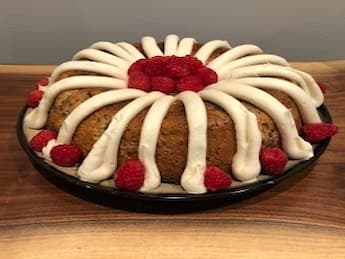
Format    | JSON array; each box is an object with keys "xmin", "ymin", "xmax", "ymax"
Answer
[{"xmin": 22, "ymin": 35, "xmax": 337, "ymax": 194}]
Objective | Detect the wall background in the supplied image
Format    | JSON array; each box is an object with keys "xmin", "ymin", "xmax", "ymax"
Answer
[{"xmin": 1, "ymin": 0, "xmax": 344, "ymax": 64}]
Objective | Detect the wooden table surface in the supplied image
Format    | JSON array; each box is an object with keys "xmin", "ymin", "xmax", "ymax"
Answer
[{"xmin": 0, "ymin": 62, "xmax": 344, "ymax": 258}]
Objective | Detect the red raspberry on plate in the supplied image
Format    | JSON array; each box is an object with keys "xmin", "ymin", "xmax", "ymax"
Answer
[
  {"xmin": 302, "ymin": 122, "xmax": 338, "ymax": 143},
  {"xmin": 127, "ymin": 59, "xmax": 148, "ymax": 75},
  {"xmin": 176, "ymin": 75, "xmax": 204, "ymax": 92},
  {"xmin": 127, "ymin": 71, "xmax": 151, "ymax": 91},
  {"xmin": 27, "ymin": 90, "xmax": 44, "ymax": 108},
  {"xmin": 50, "ymin": 144, "xmax": 82, "ymax": 167},
  {"xmin": 204, "ymin": 166, "xmax": 232, "ymax": 192},
  {"xmin": 259, "ymin": 147, "xmax": 288, "ymax": 175},
  {"xmin": 114, "ymin": 160, "xmax": 145, "ymax": 191},
  {"xmin": 197, "ymin": 67, "xmax": 218, "ymax": 85},
  {"xmin": 165, "ymin": 56, "xmax": 191, "ymax": 78},
  {"xmin": 36, "ymin": 77, "xmax": 49, "ymax": 87},
  {"xmin": 317, "ymin": 81, "xmax": 328, "ymax": 94},
  {"xmin": 30, "ymin": 130, "xmax": 57, "ymax": 152},
  {"xmin": 151, "ymin": 76, "xmax": 175, "ymax": 94}
]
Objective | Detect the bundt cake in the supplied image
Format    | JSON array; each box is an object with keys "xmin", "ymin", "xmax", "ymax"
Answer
[{"xmin": 23, "ymin": 35, "xmax": 337, "ymax": 194}]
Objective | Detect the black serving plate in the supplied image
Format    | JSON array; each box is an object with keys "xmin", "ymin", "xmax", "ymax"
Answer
[{"xmin": 17, "ymin": 105, "xmax": 332, "ymax": 212}]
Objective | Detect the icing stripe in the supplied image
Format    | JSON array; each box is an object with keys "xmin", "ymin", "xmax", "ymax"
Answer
[
  {"xmin": 24, "ymin": 76, "xmax": 126, "ymax": 129},
  {"xmin": 116, "ymin": 42, "xmax": 146, "ymax": 59},
  {"xmin": 234, "ymin": 77, "xmax": 321, "ymax": 123},
  {"xmin": 139, "ymin": 95, "xmax": 175, "ymax": 191},
  {"xmin": 142, "ymin": 36, "xmax": 164, "ymax": 57},
  {"xmin": 208, "ymin": 44, "xmax": 263, "ymax": 70},
  {"xmin": 194, "ymin": 40, "xmax": 231, "ymax": 64},
  {"xmin": 200, "ymin": 89, "xmax": 262, "ymax": 181},
  {"xmin": 78, "ymin": 91, "xmax": 164, "ymax": 183},
  {"xmin": 210, "ymin": 81, "xmax": 313, "ymax": 160},
  {"xmin": 217, "ymin": 54, "xmax": 289, "ymax": 80},
  {"xmin": 231, "ymin": 64, "xmax": 308, "ymax": 93},
  {"xmin": 231, "ymin": 64, "xmax": 324, "ymax": 107},
  {"xmin": 73, "ymin": 49, "xmax": 129, "ymax": 69},
  {"xmin": 50, "ymin": 61, "xmax": 128, "ymax": 83},
  {"xmin": 90, "ymin": 41, "xmax": 138, "ymax": 63},
  {"xmin": 284, "ymin": 67, "xmax": 324, "ymax": 107},
  {"xmin": 177, "ymin": 91, "xmax": 208, "ymax": 194},
  {"xmin": 175, "ymin": 37, "xmax": 196, "ymax": 56},
  {"xmin": 57, "ymin": 89, "xmax": 146, "ymax": 144},
  {"xmin": 164, "ymin": 35, "xmax": 179, "ymax": 56}
]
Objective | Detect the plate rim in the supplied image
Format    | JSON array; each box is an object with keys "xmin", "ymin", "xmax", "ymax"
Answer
[{"xmin": 17, "ymin": 105, "xmax": 332, "ymax": 203}]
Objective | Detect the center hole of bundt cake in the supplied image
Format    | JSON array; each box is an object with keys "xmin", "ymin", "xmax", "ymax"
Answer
[{"xmin": 127, "ymin": 55, "xmax": 218, "ymax": 94}]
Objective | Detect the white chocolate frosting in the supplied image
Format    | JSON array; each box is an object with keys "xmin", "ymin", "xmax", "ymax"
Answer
[
  {"xmin": 177, "ymin": 91, "xmax": 208, "ymax": 194},
  {"xmin": 116, "ymin": 42, "xmax": 146, "ymax": 60},
  {"xmin": 23, "ymin": 35, "xmax": 324, "ymax": 194},
  {"xmin": 234, "ymin": 77, "xmax": 321, "ymax": 123},
  {"xmin": 24, "ymin": 76, "xmax": 126, "ymax": 129},
  {"xmin": 209, "ymin": 81, "xmax": 314, "ymax": 160},
  {"xmin": 57, "ymin": 89, "xmax": 146, "ymax": 144},
  {"xmin": 194, "ymin": 40, "xmax": 231, "ymax": 63},
  {"xmin": 78, "ymin": 92, "xmax": 164, "ymax": 183},
  {"xmin": 73, "ymin": 48, "xmax": 129, "ymax": 69},
  {"xmin": 142, "ymin": 36, "xmax": 164, "ymax": 58},
  {"xmin": 200, "ymin": 89, "xmax": 262, "ymax": 181},
  {"xmin": 139, "ymin": 95, "xmax": 175, "ymax": 191},
  {"xmin": 50, "ymin": 61, "xmax": 128, "ymax": 82},
  {"xmin": 175, "ymin": 37, "xmax": 196, "ymax": 56},
  {"xmin": 217, "ymin": 54, "xmax": 289, "ymax": 80},
  {"xmin": 164, "ymin": 35, "xmax": 179, "ymax": 56},
  {"xmin": 90, "ymin": 41, "xmax": 138, "ymax": 63},
  {"xmin": 208, "ymin": 44, "xmax": 263, "ymax": 70}
]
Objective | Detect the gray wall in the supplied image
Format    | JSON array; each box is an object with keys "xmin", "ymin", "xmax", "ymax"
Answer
[{"xmin": 1, "ymin": 0, "xmax": 344, "ymax": 64}]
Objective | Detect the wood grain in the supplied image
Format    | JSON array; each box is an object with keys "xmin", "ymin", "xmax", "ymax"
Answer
[{"xmin": 0, "ymin": 62, "xmax": 344, "ymax": 258}]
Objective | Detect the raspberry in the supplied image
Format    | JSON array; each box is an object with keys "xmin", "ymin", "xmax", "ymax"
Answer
[
  {"xmin": 302, "ymin": 123, "xmax": 338, "ymax": 143},
  {"xmin": 165, "ymin": 56, "xmax": 191, "ymax": 78},
  {"xmin": 30, "ymin": 130, "xmax": 57, "ymax": 152},
  {"xmin": 127, "ymin": 71, "xmax": 151, "ymax": 91},
  {"xmin": 26, "ymin": 90, "xmax": 44, "ymax": 108},
  {"xmin": 50, "ymin": 144, "xmax": 82, "ymax": 167},
  {"xmin": 127, "ymin": 55, "xmax": 216, "ymax": 93},
  {"xmin": 259, "ymin": 147, "xmax": 288, "ymax": 175},
  {"xmin": 143, "ymin": 56, "xmax": 167, "ymax": 76},
  {"xmin": 36, "ymin": 77, "xmax": 49, "ymax": 87},
  {"xmin": 176, "ymin": 75, "xmax": 204, "ymax": 92},
  {"xmin": 151, "ymin": 76, "xmax": 175, "ymax": 94},
  {"xmin": 204, "ymin": 166, "xmax": 232, "ymax": 192},
  {"xmin": 183, "ymin": 55, "xmax": 204, "ymax": 72},
  {"xmin": 114, "ymin": 160, "xmax": 145, "ymax": 191},
  {"xmin": 317, "ymin": 81, "xmax": 328, "ymax": 94},
  {"xmin": 197, "ymin": 67, "xmax": 218, "ymax": 85},
  {"xmin": 127, "ymin": 59, "xmax": 148, "ymax": 75}
]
